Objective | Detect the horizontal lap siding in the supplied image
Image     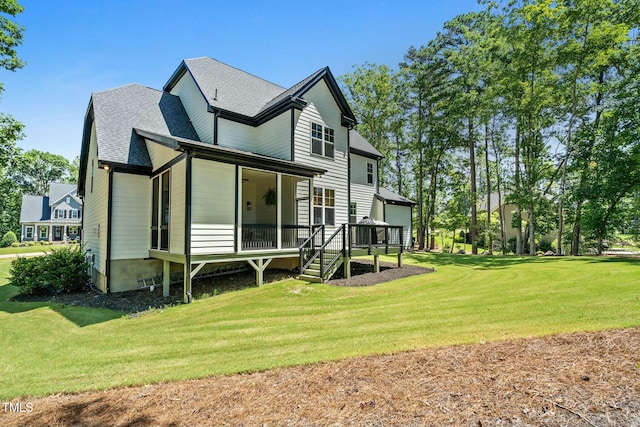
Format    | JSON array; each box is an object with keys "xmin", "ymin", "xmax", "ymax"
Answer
[
  {"xmin": 350, "ymin": 183, "xmax": 375, "ymax": 221},
  {"xmin": 218, "ymin": 118, "xmax": 256, "ymax": 153},
  {"xmin": 146, "ymin": 140, "xmax": 180, "ymax": 170},
  {"xmin": 191, "ymin": 159, "xmax": 236, "ymax": 254},
  {"xmin": 191, "ymin": 224, "xmax": 234, "ymax": 254},
  {"xmin": 170, "ymin": 160, "xmax": 186, "ymax": 254},
  {"xmin": 170, "ymin": 72, "xmax": 213, "ymax": 143},
  {"xmin": 293, "ymin": 81, "xmax": 349, "ymax": 235},
  {"xmin": 385, "ymin": 204, "xmax": 413, "ymax": 249},
  {"xmin": 111, "ymin": 173, "xmax": 150, "ymax": 260},
  {"xmin": 83, "ymin": 123, "xmax": 109, "ymax": 277},
  {"xmin": 256, "ymin": 112, "xmax": 290, "ymax": 160}
]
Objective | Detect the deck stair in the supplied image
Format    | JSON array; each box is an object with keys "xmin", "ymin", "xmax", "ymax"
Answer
[{"xmin": 299, "ymin": 225, "xmax": 346, "ymax": 283}]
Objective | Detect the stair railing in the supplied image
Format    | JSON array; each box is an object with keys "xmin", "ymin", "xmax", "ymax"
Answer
[
  {"xmin": 317, "ymin": 224, "xmax": 346, "ymax": 280},
  {"xmin": 299, "ymin": 225, "xmax": 325, "ymax": 273}
]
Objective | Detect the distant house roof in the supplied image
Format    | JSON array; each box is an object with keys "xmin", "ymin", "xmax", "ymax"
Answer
[
  {"xmin": 20, "ymin": 195, "xmax": 50, "ymax": 223},
  {"xmin": 20, "ymin": 182, "xmax": 81, "ymax": 224},
  {"xmin": 479, "ymin": 193, "xmax": 512, "ymax": 212},
  {"xmin": 349, "ymin": 130, "xmax": 383, "ymax": 159},
  {"xmin": 376, "ymin": 187, "xmax": 415, "ymax": 206},
  {"xmin": 49, "ymin": 182, "xmax": 78, "ymax": 206}
]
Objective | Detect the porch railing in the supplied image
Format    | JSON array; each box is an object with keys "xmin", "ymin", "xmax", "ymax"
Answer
[
  {"xmin": 348, "ymin": 224, "xmax": 403, "ymax": 256},
  {"xmin": 242, "ymin": 224, "xmax": 277, "ymax": 250},
  {"xmin": 242, "ymin": 224, "xmax": 319, "ymax": 250},
  {"xmin": 299, "ymin": 225, "xmax": 325, "ymax": 272}
]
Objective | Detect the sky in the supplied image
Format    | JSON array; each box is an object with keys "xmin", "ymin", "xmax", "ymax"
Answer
[{"xmin": 1, "ymin": 0, "xmax": 483, "ymax": 161}]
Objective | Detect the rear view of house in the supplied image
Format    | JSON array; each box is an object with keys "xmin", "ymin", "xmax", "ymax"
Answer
[{"xmin": 79, "ymin": 57, "xmax": 414, "ymax": 302}]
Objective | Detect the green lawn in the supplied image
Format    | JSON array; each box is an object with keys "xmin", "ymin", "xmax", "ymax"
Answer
[
  {"xmin": 0, "ymin": 253, "xmax": 638, "ymax": 400},
  {"xmin": 0, "ymin": 243, "xmax": 79, "ymax": 256}
]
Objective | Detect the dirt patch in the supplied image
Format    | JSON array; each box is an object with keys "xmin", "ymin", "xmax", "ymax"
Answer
[
  {"xmin": 2, "ymin": 327, "xmax": 638, "ymax": 427},
  {"xmin": 10, "ymin": 261, "xmax": 430, "ymax": 314}
]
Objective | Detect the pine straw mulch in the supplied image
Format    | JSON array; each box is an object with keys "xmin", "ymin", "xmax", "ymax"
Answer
[{"xmin": 2, "ymin": 327, "xmax": 639, "ymax": 427}]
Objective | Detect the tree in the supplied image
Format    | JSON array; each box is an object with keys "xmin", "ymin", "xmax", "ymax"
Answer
[{"xmin": 11, "ymin": 149, "xmax": 73, "ymax": 195}]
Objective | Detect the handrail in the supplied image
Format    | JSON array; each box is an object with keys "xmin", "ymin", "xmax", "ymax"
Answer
[
  {"xmin": 299, "ymin": 225, "xmax": 325, "ymax": 273},
  {"xmin": 317, "ymin": 224, "xmax": 346, "ymax": 279}
]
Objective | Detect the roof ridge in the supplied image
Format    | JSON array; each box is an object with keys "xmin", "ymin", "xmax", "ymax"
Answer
[
  {"xmin": 92, "ymin": 83, "xmax": 166, "ymax": 96},
  {"xmin": 186, "ymin": 57, "xmax": 286, "ymax": 90}
]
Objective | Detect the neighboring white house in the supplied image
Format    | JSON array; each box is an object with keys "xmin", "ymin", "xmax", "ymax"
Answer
[
  {"xmin": 78, "ymin": 57, "xmax": 414, "ymax": 301},
  {"xmin": 19, "ymin": 182, "xmax": 82, "ymax": 243}
]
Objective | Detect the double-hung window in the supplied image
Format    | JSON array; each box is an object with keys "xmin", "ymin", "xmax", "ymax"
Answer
[
  {"xmin": 367, "ymin": 163, "xmax": 374, "ymax": 184},
  {"xmin": 313, "ymin": 187, "xmax": 335, "ymax": 226},
  {"xmin": 311, "ymin": 122, "xmax": 335, "ymax": 158}
]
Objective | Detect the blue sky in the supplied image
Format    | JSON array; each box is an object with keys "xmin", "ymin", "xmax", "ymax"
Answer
[{"xmin": 1, "ymin": 0, "xmax": 482, "ymax": 161}]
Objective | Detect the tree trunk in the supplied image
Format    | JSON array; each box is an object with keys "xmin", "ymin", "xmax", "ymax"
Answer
[
  {"xmin": 571, "ymin": 200, "xmax": 583, "ymax": 255},
  {"xmin": 469, "ymin": 116, "xmax": 478, "ymax": 255},
  {"xmin": 484, "ymin": 122, "xmax": 492, "ymax": 255},
  {"xmin": 514, "ymin": 128, "xmax": 523, "ymax": 255}
]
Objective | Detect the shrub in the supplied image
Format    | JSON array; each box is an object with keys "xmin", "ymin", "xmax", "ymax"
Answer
[
  {"xmin": 10, "ymin": 242, "xmax": 20, "ymax": 247},
  {"xmin": 9, "ymin": 247, "xmax": 89, "ymax": 295},
  {"xmin": 1, "ymin": 231, "xmax": 18, "ymax": 247},
  {"xmin": 537, "ymin": 238, "xmax": 554, "ymax": 253}
]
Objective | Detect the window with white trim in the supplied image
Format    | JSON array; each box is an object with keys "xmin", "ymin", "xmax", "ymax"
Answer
[
  {"xmin": 25, "ymin": 226, "xmax": 33, "ymax": 239},
  {"xmin": 39, "ymin": 226, "xmax": 47, "ymax": 239},
  {"xmin": 367, "ymin": 163, "xmax": 374, "ymax": 184},
  {"xmin": 349, "ymin": 202, "xmax": 357, "ymax": 224},
  {"xmin": 313, "ymin": 187, "xmax": 335, "ymax": 225},
  {"xmin": 311, "ymin": 122, "xmax": 335, "ymax": 158}
]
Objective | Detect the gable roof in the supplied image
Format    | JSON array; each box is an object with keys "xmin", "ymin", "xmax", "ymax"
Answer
[
  {"xmin": 349, "ymin": 130, "xmax": 383, "ymax": 159},
  {"xmin": 79, "ymin": 84, "xmax": 199, "ymax": 195},
  {"xmin": 20, "ymin": 195, "xmax": 49, "ymax": 223},
  {"xmin": 49, "ymin": 182, "xmax": 78, "ymax": 206},
  {"xmin": 164, "ymin": 57, "xmax": 356, "ymax": 127}
]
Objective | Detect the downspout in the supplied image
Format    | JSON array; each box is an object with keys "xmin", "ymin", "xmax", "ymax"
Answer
[
  {"xmin": 290, "ymin": 108, "xmax": 295, "ymax": 162},
  {"xmin": 213, "ymin": 109, "xmax": 219, "ymax": 145}
]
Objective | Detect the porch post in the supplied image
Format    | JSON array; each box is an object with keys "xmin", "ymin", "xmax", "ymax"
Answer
[
  {"xmin": 373, "ymin": 255, "xmax": 380, "ymax": 273},
  {"xmin": 247, "ymin": 258, "xmax": 273, "ymax": 286},
  {"xmin": 48, "ymin": 225, "xmax": 52, "ymax": 242},
  {"xmin": 343, "ymin": 255, "xmax": 351, "ymax": 278},
  {"xmin": 163, "ymin": 260, "xmax": 170, "ymax": 297},
  {"xmin": 397, "ymin": 253, "xmax": 403, "ymax": 268},
  {"xmin": 276, "ymin": 173, "xmax": 282, "ymax": 249},
  {"xmin": 183, "ymin": 262, "xmax": 192, "ymax": 303}
]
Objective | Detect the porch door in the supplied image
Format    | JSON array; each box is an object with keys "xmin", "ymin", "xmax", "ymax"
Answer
[{"xmin": 54, "ymin": 226, "xmax": 62, "ymax": 240}]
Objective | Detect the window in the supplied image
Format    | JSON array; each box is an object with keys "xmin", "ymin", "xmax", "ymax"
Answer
[
  {"xmin": 313, "ymin": 187, "xmax": 335, "ymax": 225},
  {"xmin": 54, "ymin": 209, "xmax": 67, "ymax": 219},
  {"xmin": 70, "ymin": 210, "xmax": 79, "ymax": 219},
  {"xmin": 151, "ymin": 171, "xmax": 170, "ymax": 250},
  {"xmin": 25, "ymin": 226, "xmax": 33, "ymax": 239},
  {"xmin": 349, "ymin": 202, "xmax": 357, "ymax": 224},
  {"xmin": 68, "ymin": 226, "xmax": 78, "ymax": 235},
  {"xmin": 39, "ymin": 227, "xmax": 47, "ymax": 239},
  {"xmin": 311, "ymin": 122, "xmax": 335, "ymax": 158},
  {"xmin": 367, "ymin": 163, "xmax": 374, "ymax": 184}
]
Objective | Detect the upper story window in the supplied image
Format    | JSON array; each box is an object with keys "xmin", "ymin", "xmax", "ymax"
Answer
[
  {"xmin": 311, "ymin": 122, "xmax": 335, "ymax": 158},
  {"xmin": 367, "ymin": 163, "xmax": 374, "ymax": 184}
]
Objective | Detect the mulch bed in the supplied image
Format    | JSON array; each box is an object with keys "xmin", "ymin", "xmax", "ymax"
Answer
[
  {"xmin": 2, "ymin": 327, "xmax": 638, "ymax": 426},
  {"xmin": 10, "ymin": 260, "xmax": 433, "ymax": 314}
]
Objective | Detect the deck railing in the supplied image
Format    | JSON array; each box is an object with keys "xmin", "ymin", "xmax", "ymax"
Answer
[
  {"xmin": 348, "ymin": 224, "xmax": 403, "ymax": 256},
  {"xmin": 241, "ymin": 224, "xmax": 319, "ymax": 250}
]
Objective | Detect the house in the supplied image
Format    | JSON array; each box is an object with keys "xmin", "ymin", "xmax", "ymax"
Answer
[
  {"xmin": 78, "ymin": 57, "xmax": 414, "ymax": 302},
  {"xmin": 19, "ymin": 182, "xmax": 82, "ymax": 242}
]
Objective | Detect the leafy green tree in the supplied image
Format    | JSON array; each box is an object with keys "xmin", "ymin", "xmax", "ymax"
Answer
[{"xmin": 11, "ymin": 149, "xmax": 73, "ymax": 195}]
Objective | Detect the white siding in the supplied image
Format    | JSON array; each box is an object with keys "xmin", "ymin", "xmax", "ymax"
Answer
[
  {"xmin": 350, "ymin": 183, "xmax": 376, "ymax": 221},
  {"xmin": 371, "ymin": 198, "xmax": 384, "ymax": 222},
  {"xmin": 191, "ymin": 159, "xmax": 236, "ymax": 253},
  {"xmin": 170, "ymin": 160, "xmax": 186, "ymax": 254},
  {"xmin": 293, "ymin": 81, "xmax": 349, "ymax": 234},
  {"xmin": 111, "ymin": 173, "xmax": 150, "ymax": 260},
  {"xmin": 82, "ymin": 122, "xmax": 109, "ymax": 278},
  {"xmin": 256, "ymin": 112, "xmax": 291, "ymax": 160},
  {"xmin": 217, "ymin": 118, "xmax": 256, "ymax": 153},
  {"xmin": 351, "ymin": 153, "xmax": 377, "ymax": 187},
  {"xmin": 146, "ymin": 140, "xmax": 180, "ymax": 170},
  {"xmin": 170, "ymin": 72, "xmax": 213, "ymax": 143},
  {"xmin": 385, "ymin": 204, "xmax": 413, "ymax": 249}
]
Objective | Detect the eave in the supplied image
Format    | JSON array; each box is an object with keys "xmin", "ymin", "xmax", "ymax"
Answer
[{"xmin": 134, "ymin": 129, "xmax": 327, "ymax": 178}]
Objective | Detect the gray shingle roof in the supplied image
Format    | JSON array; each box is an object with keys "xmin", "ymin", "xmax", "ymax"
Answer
[
  {"xmin": 92, "ymin": 84, "xmax": 199, "ymax": 167},
  {"xmin": 20, "ymin": 195, "xmax": 49, "ymax": 223},
  {"xmin": 377, "ymin": 187, "xmax": 415, "ymax": 206},
  {"xmin": 350, "ymin": 130, "xmax": 384, "ymax": 159},
  {"xmin": 182, "ymin": 57, "xmax": 286, "ymax": 117},
  {"xmin": 49, "ymin": 182, "xmax": 77, "ymax": 206}
]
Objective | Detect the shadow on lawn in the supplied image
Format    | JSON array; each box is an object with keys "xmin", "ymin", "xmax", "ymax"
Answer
[
  {"xmin": 406, "ymin": 251, "xmax": 640, "ymax": 269},
  {"xmin": 0, "ymin": 284, "xmax": 123, "ymax": 327}
]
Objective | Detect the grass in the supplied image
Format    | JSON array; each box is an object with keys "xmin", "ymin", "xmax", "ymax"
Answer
[
  {"xmin": 0, "ymin": 243, "xmax": 79, "ymax": 256},
  {"xmin": 0, "ymin": 253, "xmax": 638, "ymax": 400}
]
